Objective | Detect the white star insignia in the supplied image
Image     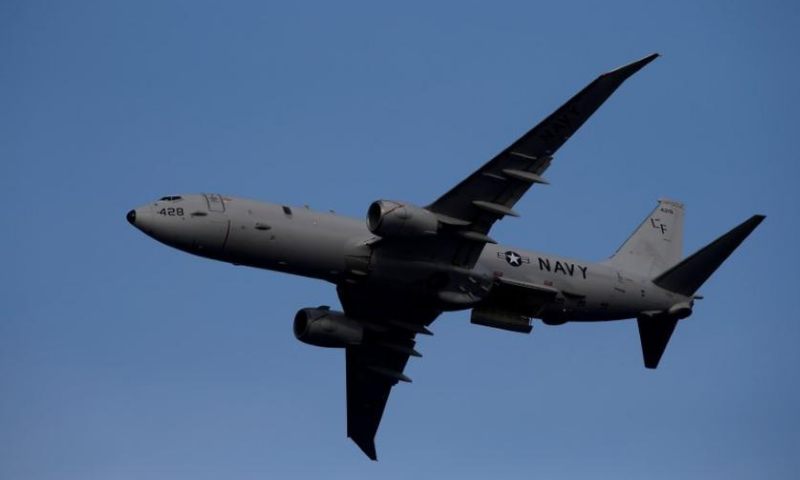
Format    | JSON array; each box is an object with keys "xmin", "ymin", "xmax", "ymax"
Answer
[{"xmin": 506, "ymin": 251, "xmax": 521, "ymax": 266}]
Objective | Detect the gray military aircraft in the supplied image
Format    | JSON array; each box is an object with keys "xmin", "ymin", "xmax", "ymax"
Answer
[{"xmin": 127, "ymin": 53, "xmax": 764, "ymax": 460}]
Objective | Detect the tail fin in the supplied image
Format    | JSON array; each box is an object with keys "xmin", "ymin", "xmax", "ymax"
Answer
[
  {"xmin": 652, "ymin": 215, "xmax": 765, "ymax": 296},
  {"xmin": 607, "ymin": 199, "xmax": 685, "ymax": 277}
]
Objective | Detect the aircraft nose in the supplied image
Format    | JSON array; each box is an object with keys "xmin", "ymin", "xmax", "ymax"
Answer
[{"xmin": 127, "ymin": 205, "xmax": 153, "ymax": 234}]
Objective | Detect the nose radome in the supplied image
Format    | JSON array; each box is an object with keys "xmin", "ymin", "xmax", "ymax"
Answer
[{"xmin": 127, "ymin": 204, "xmax": 157, "ymax": 236}]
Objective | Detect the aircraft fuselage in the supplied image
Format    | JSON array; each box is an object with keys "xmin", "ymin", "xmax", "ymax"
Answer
[{"xmin": 129, "ymin": 193, "xmax": 686, "ymax": 323}]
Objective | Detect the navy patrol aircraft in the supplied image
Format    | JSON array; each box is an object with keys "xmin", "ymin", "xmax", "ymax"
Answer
[{"xmin": 127, "ymin": 53, "xmax": 764, "ymax": 460}]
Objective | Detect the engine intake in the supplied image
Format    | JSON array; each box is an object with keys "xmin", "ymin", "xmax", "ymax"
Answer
[
  {"xmin": 293, "ymin": 307, "xmax": 364, "ymax": 348},
  {"xmin": 366, "ymin": 200, "xmax": 439, "ymax": 238}
]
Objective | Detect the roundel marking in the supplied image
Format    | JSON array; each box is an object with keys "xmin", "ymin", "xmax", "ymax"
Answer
[{"xmin": 505, "ymin": 251, "xmax": 523, "ymax": 267}]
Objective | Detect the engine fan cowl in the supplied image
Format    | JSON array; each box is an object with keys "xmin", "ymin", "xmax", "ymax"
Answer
[
  {"xmin": 366, "ymin": 200, "xmax": 439, "ymax": 238},
  {"xmin": 293, "ymin": 307, "xmax": 364, "ymax": 348}
]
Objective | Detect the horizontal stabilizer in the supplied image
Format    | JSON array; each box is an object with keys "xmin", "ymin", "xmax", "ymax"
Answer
[
  {"xmin": 637, "ymin": 314, "xmax": 679, "ymax": 369},
  {"xmin": 653, "ymin": 215, "xmax": 765, "ymax": 296}
]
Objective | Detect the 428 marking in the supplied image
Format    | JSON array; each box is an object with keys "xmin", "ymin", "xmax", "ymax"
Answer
[{"xmin": 157, "ymin": 207, "xmax": 184, "ymax": 216}]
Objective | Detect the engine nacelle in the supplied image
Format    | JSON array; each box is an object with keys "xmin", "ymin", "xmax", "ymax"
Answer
[
  {"xmin": 366, "ymin": 200, "xmax": 439, "ymax": 238},
  {"xmin": 293, "ymin": 307, "xmax": 364, "ymax": 348}
]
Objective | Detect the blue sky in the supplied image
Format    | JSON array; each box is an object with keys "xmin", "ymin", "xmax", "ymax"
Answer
[{"xmin": 2, "ymin": 1, "xmax": 798, "ymax": 478}]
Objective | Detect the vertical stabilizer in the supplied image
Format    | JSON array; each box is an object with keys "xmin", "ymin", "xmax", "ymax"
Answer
[{"xmin": 607, "ymin": 199, "xmax": 684, "ymax": 277}]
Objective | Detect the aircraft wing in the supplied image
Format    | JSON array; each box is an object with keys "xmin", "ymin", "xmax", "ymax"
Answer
[
  {"xmin": 346, "ymin": 340, "xmax": 416, "ymax": 460},
  {"xmin": 337, "ymin": 55, "xmax": 659, "ymax": 459},
  {"xmin": 426, "ymin": 53, "xmax": 659, "ymax": 267},
  {"xmin": 337, "ymin": 284, "xmax": 439, "ymax": 460}
]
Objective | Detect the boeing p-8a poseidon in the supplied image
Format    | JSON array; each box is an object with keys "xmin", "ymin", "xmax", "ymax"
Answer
[{"xmin": 127, "ymin": 53, "xmax": 764, "ymax": 460}]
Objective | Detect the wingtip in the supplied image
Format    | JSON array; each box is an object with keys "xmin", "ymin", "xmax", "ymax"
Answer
[
  {"xmin": 746, "ymin": 214, "xmax": 766, "ymax": 230},
  {"xmin": 743, "ymin": 214, "xmax": 766, "ymax": 226},
  {"xmin": 604, "ymin": 52, "xmax": 660, "ymax": 77},
  {"xmin": 636, "ymin": 52, "xmax": 661, "ymax": 66}
]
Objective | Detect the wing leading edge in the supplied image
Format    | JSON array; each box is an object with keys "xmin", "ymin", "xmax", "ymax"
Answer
[{"xmin": 427, "ymin": 53, "xmax": 659, "ymax": 267}]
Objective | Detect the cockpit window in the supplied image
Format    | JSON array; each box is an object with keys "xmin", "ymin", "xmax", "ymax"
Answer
[{"xmin": 160, "ymin": 196, "xmax": 183, "ymax": 201}]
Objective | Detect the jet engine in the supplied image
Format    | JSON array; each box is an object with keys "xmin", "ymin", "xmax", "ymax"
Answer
[
  {"xmin": 293, "ymin": 307, "xmax": 364, "ymax": 348},
  {"xmin": 366, "ymin": 200, "xmax": 439, "ymax": 238}
]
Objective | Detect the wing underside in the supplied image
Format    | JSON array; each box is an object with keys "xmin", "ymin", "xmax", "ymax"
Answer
[
  {"xmin": 338, "ymin": 284, "xmax": 439, "ymax": 460},
  {"xmin": 346, "ymin": 340, "xmax": 415, "ymax": 460}
]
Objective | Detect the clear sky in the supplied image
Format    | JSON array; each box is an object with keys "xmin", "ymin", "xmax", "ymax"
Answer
[{"xmin": 2, "ymin": 1, "xmax": 799, "ymax": 479}]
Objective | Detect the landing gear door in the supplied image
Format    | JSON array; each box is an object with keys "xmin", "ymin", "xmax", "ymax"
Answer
[{"xmin": 204, "ymin": 193, "xmax": 226, "ymax": 213}]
